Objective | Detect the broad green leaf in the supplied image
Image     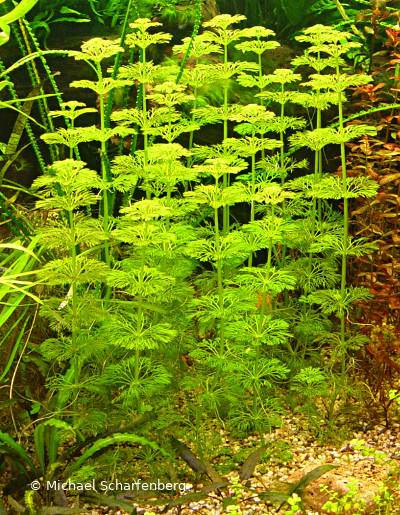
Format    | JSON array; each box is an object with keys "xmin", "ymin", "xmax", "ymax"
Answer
[
  {"xmin": 0, "ymin": 242, "xmax": 40, "ymax": 260},
  {"xmin": 0, "ymin": 21, "xmax": 10, "ymax": 46},
  {"xmin": 288, "ymin": 464, "xmax": 338, "ymax": 495},
  {"xmin": 67, "ymin": 433, "xmax": 168, "ymax": 474},
  {"xmin": 0, "ymin": 432, "xmax": 38, "ymax": 476},
  {"xmin": 0, "ymin": 0, "xmax": 39, "ymax": 25}
]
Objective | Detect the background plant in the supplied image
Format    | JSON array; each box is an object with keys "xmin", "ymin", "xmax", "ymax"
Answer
[{"xmin": 344, "ymin": 21, "xmax": 400, "ymax": 423}]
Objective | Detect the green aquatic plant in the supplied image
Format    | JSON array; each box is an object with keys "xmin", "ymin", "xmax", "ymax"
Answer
[
  {"xmin": 45, "ymin": 38, "xmax": 136, "ymax": 276},
  {"xmin": 296, "ymin": 28, "xmax": 378, "ymax": 376},
  {"xmin": 183, "ymin": 150, "xmax": 294, "ymax": 433},
  {"xmin": 185, "ymin": 157, "xmax": 248, "ymax": 348},
  {"xmin": 0, "ymin": 239, "xmax": 42, "ymax": 393},
  {"xmin": 0, "ymin": 426, "xmax": 166, "ymax": 509},
  {"xmin": 292, "ymin": 24, "xmax": 341, "ymax": 225},
  {"xmin": 175, "ymin": 0, "xmax": 202, "ymax": 84},
  {"xmin": 105, "ymin": 198, "xmax": 181, "ymax": 408},
  {"xmin": 201, "ymin": 14, "xmax": 256, "ymax": 234},
  {"xmin": 0, "ymin": 0, "xmax": 38, "ymax": 46},
  {"xmin": 32, "ymin": 158, "xmax": 109, "ymax": 398},
  {"xmin": 217, "ymin": 0, "xmax": 369, "ymax": 42},
  {"xmin": 0, "ymin": 239, "xmax": 41, "ymax": 302},
  {"xmin": 0, "ymin": 15, "xmax": 389, "ymax": 513},
  {"xmin": 173, "ymin": 34, "xmax": 221, "ymax": 165},
  {"xmin": 116, "ymin": 18, "xmax": 172, "ymax": 196},
  {"xmin": 223, "ymin": 103, "xmax": 282, "ymax": 264},
  {"xmin": 321, "ymin": 480, "xmax": 367, "ymax": 514},
  {"xmin": 235, "ymin": 25, "xmax": 280, "ymax": 99}
]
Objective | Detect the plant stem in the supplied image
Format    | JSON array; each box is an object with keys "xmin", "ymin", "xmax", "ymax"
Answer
[
  {"xmin": 316, "ymin": 50, "xmax": 322, "ymax": 221},
  {"xmin": 141, "ymin": 47, "xmax": 150, "ymax": 199},
  {"xmin": 68, "ymin": 209, "xmax": 80, "ymax": 386},
  {"xmin": 135, "ymin": 231, "xmax": 147, "ymax": 406},
  {"xmin": 214, "ymin": 197, "xmax": 225, "ymax": 353},
  {"xmin": 135, "ymin": 306, "xmax": 142, "ymax": 385},
  {"xmin": 337, "ymin": 60, "xmax": 348, "ymax": 379},
  {"xmin": 248, "ymin": 131, "xmax": 257, "ymax": 267},
  {"xmin": 222, "ymin": 43, "xmax": 229, "ymax": 235},
  {"xmin": 104, "ymin": 0, "xmax": 133, "ymax": 213},
  {"xmin": 279, "ymin": 85, "xmax": 287, "ymax": 266},
  {"xmin": 187, "ymin": 57, "xmax": 199, "ymax": 173},
  {"xmin": 97, "ymin": 64, "xmax": 111, "ymax": 276},
  {"xmin": 258, "ymin": 50, "xmax": 266, "ymax": 160}
]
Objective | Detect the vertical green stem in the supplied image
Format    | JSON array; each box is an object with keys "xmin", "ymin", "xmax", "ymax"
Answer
[
  {"xmin": 135, "ymin": 227, "xmax": 147, "ymax": 400},
  {"xmin": 141, "ymin": 48, "xmax": 150, "ymax": 199},
  {"xmin": 188, "ymin": 86, "xmax": 197, "ymax": 158},
  {"xmin": 316, "ymin": 50, "xmax": 322, "ymax": 221},
  {"xmin": 222, "ymin": 43, "xmax": 229, "ymax": 235},
  {"xmin": 187, "ymin": 65, "xmax": 198, "ymax": 173},
  {"xmin": 175, "ymin": 0, "xmax": 202, "ymax": 84},
  {"xmin": 250, "ymin": 150, "xmax": 256, "ymax": 222},
  {"xmin": 280, "ymin": 100, "xmax": 285, "ymax": 185},
  {"xmin": 166, "ymin": 171, "xmax": 172, "ymax": 231},
  {"xmin": 214, "ymin": 187, "xmax": 225, "ymax": 352},
  {"xmin": 279, "ymin": 86, "xmax": 287, "ymax": 266},
  {"xmin": 135, "ymin": 306, "xmax": 142, "ymax": 384},
  {"xmin": 337, "ymin": 61, "xmax": 348, "ymax": 378},
  {"xmin": 258, "ymin": 51, "xmax": 263, "ymax": 102},
  {"xmin": 69, "ymin": 119, "xmax": 75, "ymax": 159},
  {"xmin": 307, "ymin": 149, "xmax": 319, "ymax": 289},
  {"xmin": 258, "ymin": 50, "xmax": 266, "ymax": 161},
  {"xmin": 97, "ymin": 64, "xmax": 111, "ymax": 272},
  {"xmin": 68, "ymin": 209, "xmax": 79, "ymax": 385},
  {"xmin": 248, "ymin": 131, "xmax": 257, "ymax": 267},
  {"xmin": 104, "ymin": 0, "xmax": 133, "ymax": 213}
]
